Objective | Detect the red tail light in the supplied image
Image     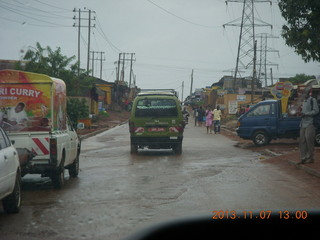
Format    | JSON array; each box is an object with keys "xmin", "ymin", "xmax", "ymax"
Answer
[
  {"xmin": 133, "ymin": 127, "xmax": 145, "ymax": 133},
  {"xmin": 169, "ymin": 126, "xmax": 184, "ymax": 133},
  {"xmin": 129, "ymin": 121, "xmax": 145, "ymax": 133},
  {"xmin": 50, "ymin": 138, "xmax": 57, "ymax": 155},
  {"xmin": 50, "ymin": 138, "xmax": 57, "ymax": 164}
]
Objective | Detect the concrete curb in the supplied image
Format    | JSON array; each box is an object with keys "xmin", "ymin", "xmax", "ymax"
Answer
[
  {"xmin": 79, "ymin": 120, "xmax": 128, "ymax": 140},
  {"xmin": 79, "ymin": 127, "xmax": 110, "ymax": 140},
  {"xmin": 288, "ymin": 160, "xmax": 320, "ymax": 178}
]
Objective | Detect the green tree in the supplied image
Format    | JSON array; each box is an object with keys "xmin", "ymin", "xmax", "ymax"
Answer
[
  {"xmin": 67, "ymin": 98, "xmax": 89, "ymax": 128},
  {"xmin": 16, "ymin": 42, "xmax": 95, "ymax": 96},
  {"xmin": 45, "ymin": 45, "xmax": 75, "ymax": 77},
  {"xmin": 15, "ymin": 42, "xmax": 93, "ymax": 126},
  {"xmin": 278, "ymin": 0, "xmax": 320, "ymax": 62},
  {"xmin": 288, "ymin": 73, "xmax": 316, "ymax": 84}
]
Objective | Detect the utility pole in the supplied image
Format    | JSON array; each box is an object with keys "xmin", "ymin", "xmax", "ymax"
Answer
[
  {"xmin": 87, "ymin": 9, "xmax": 93, "ymax": 73},
  {"xmin": 256, "ymin": 33, "xmax": 279, "ymax": 86},
  {"xmin": 73, "ymin": 8, "xmax": 96, "ymax": 74},
  {"xmin": 129, "ymin": 53, "xmax": 135, "ymax": 88},
  {"xmin": 182, "ymin": 81, "xmax": 184, "ymax": 102},
  {"xmin": 90, "ymin": 51, "xmax": 105, "ymax": 78},
  {"xmin": 252, "ymin": 40, "xmax": 257, "ymax": 103},
  {"xmin": 121, "ymin": 53, "xmax": 125, "ymax": 81},
  {"xmin": 223, "ymin": 0, "xmax": 272, "ymax": 91},
  {"xmin": 270, "ymin": 68, "xmax": 274, "ymax": 85},
  {"xmin": 116, "ymin": 53, "xmax": 136, "ymax": 83},
  {"xmin": 100, "ymin": 52, "xmax": 104, "ymax": 79},
  {"xmin": 91, "ymin": 51, "xmax": 95, "ymax": 77},
  {"xmin": 76, "ymin": 9, "xmax": 81, "ymax": 77},
  {"xmin": 117, "ymin": 53, "xmax": 121, "ymax": 81},
  {"xmin": 190, "ymin": 69, "xmax": 194, "ymax": 97}
]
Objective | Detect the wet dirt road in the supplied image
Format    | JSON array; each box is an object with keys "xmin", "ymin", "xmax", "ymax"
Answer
[{"xmin": 1, "ymin": 123, "xmax": 320, "ymax": 239}]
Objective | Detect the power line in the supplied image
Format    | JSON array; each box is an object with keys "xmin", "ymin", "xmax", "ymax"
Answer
[
  {"xmin": 10, "ymin": 0, "xmax": 70, "ymax": 18},
  {"xmin": 32, "ymin": 0, "xmax": 71, "ymax": 12},
  {"xmin": 146, "ymin": 0, "xmax": 220, "ymax": 29},
  {"xmin": 135, "ymin": 62, "xmax": 223, "ymax": 74},
  {"xmin": 95, "ymin": 16, "xmax": 122, "ymax": 53},
  {"xmin": 0, "ymin": 2, "xmax": 70, "ymax": 27}
]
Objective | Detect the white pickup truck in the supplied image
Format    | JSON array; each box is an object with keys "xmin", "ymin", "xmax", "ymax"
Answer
[{"xmin": 0, "ymin": 70, "xmax": 81, "ymax": 188}]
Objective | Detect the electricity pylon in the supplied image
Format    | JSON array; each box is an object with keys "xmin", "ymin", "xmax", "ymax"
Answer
[
  {"xmin": 256, "ymin": 33, "xmax": 279, "ymax": 87},
  {"xmin": 223, "ymin": 0, "xmax": 272, "ymax": 90}
]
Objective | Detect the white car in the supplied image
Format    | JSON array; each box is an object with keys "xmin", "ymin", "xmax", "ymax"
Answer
[{"xmin": 0, "ymin": 127, "xmax": 21, "ymax": 213}]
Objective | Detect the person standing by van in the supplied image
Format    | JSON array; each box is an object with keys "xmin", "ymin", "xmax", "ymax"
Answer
[
  {"xmin": 213, "ymin": 105, "xmax": 222, "ymax": 134},
  {"xmin": 299, "ymin": 92, "xmax": 319, "ymax": 164}
]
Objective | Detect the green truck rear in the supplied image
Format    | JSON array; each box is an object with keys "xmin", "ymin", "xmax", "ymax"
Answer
[{"xmin": 129, "ymin": 91, "xmax": 184, "ymax": 154}]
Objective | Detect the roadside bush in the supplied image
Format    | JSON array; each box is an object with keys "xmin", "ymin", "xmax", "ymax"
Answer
[{"xmin": 67, "ymin": 98, "xmax": 89, "ymax": 128}]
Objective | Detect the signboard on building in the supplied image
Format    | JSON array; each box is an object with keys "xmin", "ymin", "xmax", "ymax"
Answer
[
  {"xmin": 228, "ymin": 100, "xmax": 238, "ymax": 114},
  {"xmin": 237, "ymin": 95, "xmax": 246, "ymax": 101}
]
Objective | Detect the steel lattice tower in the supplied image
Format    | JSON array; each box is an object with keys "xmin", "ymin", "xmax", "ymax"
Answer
[
  {"xmin": 257, "ymin": 33, "xmax": 279, "ymax": 86},
  {"xmin": 223, "ymin": 0, "xmax": 272, "ymax": 89}
]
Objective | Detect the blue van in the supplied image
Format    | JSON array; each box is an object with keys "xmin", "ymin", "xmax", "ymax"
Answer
[{"xmin": 236, "ymin": 100, "xmax": 302, "ymax": 146}]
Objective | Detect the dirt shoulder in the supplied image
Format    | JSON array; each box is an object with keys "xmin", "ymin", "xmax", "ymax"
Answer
[{"xmin": 221, "ymin": 124, "xmax": 320, "ymax": 178}]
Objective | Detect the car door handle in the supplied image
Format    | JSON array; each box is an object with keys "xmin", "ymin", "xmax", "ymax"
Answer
[{"xmin": 263, "ymin": 118, "xmax": 270, "ymax": 120}]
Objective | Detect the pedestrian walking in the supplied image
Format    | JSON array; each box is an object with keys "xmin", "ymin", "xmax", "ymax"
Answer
[
  {"xmin": 193, "ymin": 107, "xmax": 198, "ymax": 126},
  {"xmin": 299, "ymin": 92, "xmax": 319, "ymax": 164},
  {"xmin": 205, "ymin": 107, "xmax": 213, "ymax": 134},
  {"xmin": 197, "ymin": 106, "xmax": 205, "ymax": 127},
  {"xmin": 213, "ymin": 105, "xmax": 222, "ymax": 134},
  {"xmin": 182, "ymin": 107, "xmax": 190, "ymax": 124}
]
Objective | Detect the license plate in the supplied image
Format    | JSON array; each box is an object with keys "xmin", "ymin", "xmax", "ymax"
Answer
[{"xmin": 148, "ymin": 127, "xmax": 165, "ymax": 132}]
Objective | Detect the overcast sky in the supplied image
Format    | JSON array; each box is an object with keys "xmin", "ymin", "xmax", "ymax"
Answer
[{"xmin": 1, "ymin": 0, "xmax": 319, "ymax": 99}]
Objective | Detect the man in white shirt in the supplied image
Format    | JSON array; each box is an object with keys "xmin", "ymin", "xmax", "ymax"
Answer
[{"xmin": 7, "ymin": 102, "xmax": 28, "ymax": 125}]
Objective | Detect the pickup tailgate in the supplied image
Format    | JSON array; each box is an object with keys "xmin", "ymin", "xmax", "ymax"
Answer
[{"xmin": 8, "ymin": 132, "xmax": 50, "ymax": 163}]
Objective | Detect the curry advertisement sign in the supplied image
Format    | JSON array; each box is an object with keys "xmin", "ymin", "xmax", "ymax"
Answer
[{"xmin": 0, "ymin": 70, "xmax": 66, "ymax": 132}]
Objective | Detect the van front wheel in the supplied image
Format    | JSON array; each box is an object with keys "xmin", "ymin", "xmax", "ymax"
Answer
[{"xmin": 252, "ymin": 131, "xmax": 269, "ymax": 146}]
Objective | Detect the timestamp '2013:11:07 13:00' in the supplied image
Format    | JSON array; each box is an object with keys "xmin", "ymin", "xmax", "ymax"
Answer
[{"xmin": 211, "ymin": 210, "xmax": 308, "ymax": 220}]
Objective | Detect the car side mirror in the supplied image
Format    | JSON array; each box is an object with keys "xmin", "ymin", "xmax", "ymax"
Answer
[{"xmin": 11, "ymin": 140, "xmax": 15, "ymax": 145}]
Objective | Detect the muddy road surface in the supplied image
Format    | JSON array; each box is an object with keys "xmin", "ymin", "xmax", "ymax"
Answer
[{"xmin": 1, "ymin": 123, "xmax": 320, "ymax": 239}]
